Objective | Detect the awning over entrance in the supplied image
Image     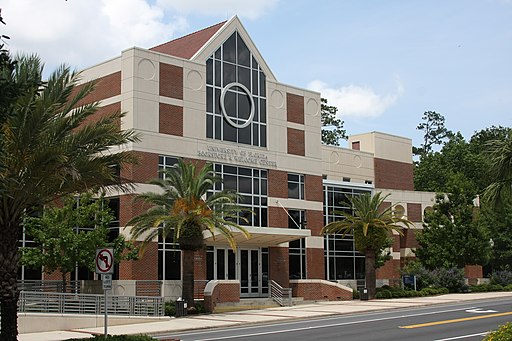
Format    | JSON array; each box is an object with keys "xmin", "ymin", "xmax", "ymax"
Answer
[{"xmin": 203, "ymin": 226, "xmax": 311, "ymax": 247}]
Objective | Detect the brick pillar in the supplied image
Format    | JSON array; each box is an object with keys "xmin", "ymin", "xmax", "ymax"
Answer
[
  {"xmin": 194, "ymin": 249, "xmax": 207, "ymax": 298},
  {"xmin": 269, "ymin": 247, "xmax": 289, "ymax": 287},
  {"xmin": 306, "ymin": 247, "xmax": 325, "ymax": 279}
]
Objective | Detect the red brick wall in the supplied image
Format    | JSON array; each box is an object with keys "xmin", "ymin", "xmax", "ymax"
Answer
[
  {"xmin": 380, "ymin": 201, "xmax": 392, "ymax": 213},
  {"xmin": 159, "ymin": 63, "xmax": 183, "ymax": 100},
  {"xmin": 268, "ymin": 169, "xmax": 287, "ymax": 198},
  {"xmin": 306, "ymin": 210, "xmax": 324, "ymax": 236},
  {"xmin": 400, "ymin": 228, "xmax": 420, "ymax": 249},
  {"xmin": 374, "ymin": 158, "xmax": 414, "ymax": 191},
  {"xmin": 287, "ymin": 128, "xmax": 305, "ymax": 156},
  {"xmin": 306, "ymin": 248, "xmax": 325, "ymax": 279},
  {"xmin": 305, "ymin": 175, "xmax": 323, "ymax": 202},
  {"xmin": 194, "ymin": 249, "xmax": 207, "ymax": 281},
  {"xmin": 268, "ymin": 206, "xmax": 288, "ymax": 228},
  {"xmin": 392, "ymin": 234, "xmax": 400, "ymax": 251},
  {"xmin": 376, "ymin": 259, "xmax": 401, "ymax": 280},
  {"xmin": 290, "ymin": 280, "xmax": 352, "ymax": 301},
  {"xmin": 82, "ymin": 102, "xmax": 121, "ymax": 130},
  {"xmin": 407, "ymin": 203, "xmax": 422, "ymax": 222},
  {"xmin": 159, "ymin": 103, "xmax": 183, "ymax": 136},
  {"xmin": 269, "ymin": 247, "xmax": 289, "ymax": 287},
  {"xmin": 286, "ymin": 93, "xmax": 304, "ymax": 124},
  {"xmin": 204, "ymin": 281, "xmax": 240, "ymax": 313},
  {"xmin": 120, "ymin": 151, "xmax": 159, "ymax": 185},
  {"xmin": 43, "ymin": 270, "xmax": 68, "ymax": 281},
  {"xmin": 75, "ymin": 72, "xmax": 121, "ymax": 106},
  {"xmin": 119, "ymin": 242, "xmax": 158, "ymax": 280},
  {"xmin": 465, "ymin": 265, "xmax": 483, "ymax": 279}
]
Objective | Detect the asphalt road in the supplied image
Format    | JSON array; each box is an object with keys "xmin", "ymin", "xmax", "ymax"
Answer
[{"xmin": 156, "ymin": 298, "xmax": 512, "ymax": 341}]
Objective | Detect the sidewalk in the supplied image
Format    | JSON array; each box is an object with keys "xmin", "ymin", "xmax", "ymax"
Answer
[{"xmin": 19, "ymin": 291, "xmax": 512, "ymax": 341}]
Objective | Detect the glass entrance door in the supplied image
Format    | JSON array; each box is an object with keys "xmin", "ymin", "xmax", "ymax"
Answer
[
  {"xmin": 207, "ymin": 247, "xmax": 268, "ymax": 297},
  {"xmin": 239, "ymin": 248, "xmax": 268, "ymax": 297}
]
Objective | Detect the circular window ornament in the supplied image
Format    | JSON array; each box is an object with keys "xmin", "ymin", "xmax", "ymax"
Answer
[{"xmin": 220, "ymin": 82, "xmax": 255, "ymax": 129}]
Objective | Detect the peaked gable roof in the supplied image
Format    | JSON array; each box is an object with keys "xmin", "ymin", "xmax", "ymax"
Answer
[{"xmin": 150, "ymin": 21, "xmax": 227, "ymax": 59}]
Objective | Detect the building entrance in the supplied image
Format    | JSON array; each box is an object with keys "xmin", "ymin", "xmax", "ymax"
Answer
[{"xmin": 207, "ymin": 247, "xmax": 268, "ymax": 297}]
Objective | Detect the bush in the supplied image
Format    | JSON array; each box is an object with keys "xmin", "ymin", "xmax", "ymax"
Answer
[
  {"xmin": 375, "ymin": 290, "xmax": 393, "ymax": 299},
  {"xmin": 69, "ymin": 335, "xmax": 154, "ymax": 340},
  {"xmin": 483, "ymin": 322, "xmax": 512, "ymax": 341},
  {"xmin": 431, "ymin": 267, "xmax": 466, "ymax": 293},
  {"xmin": 165, "ymin": 300, "xmax": 176, "ymax": 316},
  {"xmin": 490, "ymin": 269, "xmax": 512, "ymax": 286}
]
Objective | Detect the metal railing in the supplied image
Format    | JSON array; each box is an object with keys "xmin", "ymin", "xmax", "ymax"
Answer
[
  {"xmin": 269, "ymin": 280, "xmax": 292, "ymax": 306},
  {"xmin": 18, "ymin": 291, "xmax": 164, "ymax": 316},
  {"xmin": 18, "ymin": 280, "xmax": 81, "ymax": 294}
]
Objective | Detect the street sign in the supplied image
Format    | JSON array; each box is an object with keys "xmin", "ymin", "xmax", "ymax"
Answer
[
  {"xmin": 96, "ymin": 248, "xmax": 114, "ymax": 274},
  {"xmin": 102, "ymin": 274, "xmax": 113, "ymax": 290}
]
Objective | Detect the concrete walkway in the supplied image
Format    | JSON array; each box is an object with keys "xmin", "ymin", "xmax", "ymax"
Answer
[{"xmin": 18, "ymin": 291, "xmax": 512, "ymax": 341}]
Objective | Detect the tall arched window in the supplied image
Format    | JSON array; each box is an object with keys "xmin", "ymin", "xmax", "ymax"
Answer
[{"xmin": 206, "ymin": 31, "xmax": 267, "ymax": 147}]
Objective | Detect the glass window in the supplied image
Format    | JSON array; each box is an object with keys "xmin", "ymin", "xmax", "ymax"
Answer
[
  {"xmin": 208, "ymin": 164, "xmax": 268, "ymax": 228},
  {"xmin": 158, "ymin": 155, "xmax": 178, "ymax": 180},
  {"xmin": 288, "ymin": 210, "xmax": 306, "ymax": 279},
  {"xmin": 323, "ymin": 184, "xmax": 371, "ymax": 281},
  {"xmin": 206, "ymin": 31, "xmax": 267, "ymax": 147},
  {"xmin": 288, "ymin": 173, "xmax": 305, "ymax": 200},
  {"xmin": 158, "ymin": 234, "xmax": 181, "ymax": 280}
]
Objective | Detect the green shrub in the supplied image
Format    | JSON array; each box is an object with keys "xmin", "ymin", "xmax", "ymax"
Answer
[
  {"xmin": 376, "ymin": 290, "xmax": 393, "ymax": 299},
  {"xmin": 490, "ymin": 269, "xmax": 512, "ymax": 286},
  {"xmin": 431, "ymin": 267, "xmax": 466, "ymax": 293},
  {"xmin": 165, "ymin": 300, "xmax": 176, "ymax": 316},
  {"xmin": 504, "ymin": 284, "xmax": 512, "ymax": 291},
  {"xmin": 353, "ymin": 290, "xmax": 360, "ymax": 299},
  {"xmin": 483, "ymin": 322, "xmax": 512, "ymax": 341}
]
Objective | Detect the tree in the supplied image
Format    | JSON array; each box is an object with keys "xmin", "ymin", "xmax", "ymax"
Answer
[
  {"xmin": 415, "ymin": 191, "xmax": 490, "ymax": 269},
  {"xmin": 21, "ymin": 194, "xmax": 138, "ymax": 292},
  {"xmin": 414, "ymin": 132, "xmax": 489, "ymax": 196},
  {"xmin": 413, "ymin": 111, "xmax": 452, "ymax": 157},
  {"xmin": 0, "ymin": 55, "xmax": 139, "ymax": 340},
  {"xmin": 128, "ymin": 159, "xmax": 251, "ymax": 307},
  {"xmin": 480, "ymin": 197, "xmax": 512, "ymax": 270},
  {"xmin": 321, "ymin": 192, "xmax": 413, "ymax": 299},
  {"xmin": 482, "ymin": 129, "xmax": 512, "ymax": 207},
  {"xmin": 321, "ymin": 98, "xmax": 347, "ymax": 146}
]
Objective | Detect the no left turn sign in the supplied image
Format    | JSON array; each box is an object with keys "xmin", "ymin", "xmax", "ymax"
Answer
[{"xmin": 96, "ymin": 248, "xmax": 114, "ymax": 274}]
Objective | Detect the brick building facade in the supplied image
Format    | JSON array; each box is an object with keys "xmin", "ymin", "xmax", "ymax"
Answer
[{"xmin": 22, "ymin": 16, "xmax": 437, "ymax": 299}]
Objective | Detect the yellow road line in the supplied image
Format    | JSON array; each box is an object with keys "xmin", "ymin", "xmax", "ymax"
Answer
[{"xmin": 399, "ymin": 312, "xmax": 512, "ymax": 329}]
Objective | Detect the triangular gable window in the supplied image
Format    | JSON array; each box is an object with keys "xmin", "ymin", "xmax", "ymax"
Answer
[{"xmin": 206, "ymin": 31, "xmax": 267, "ymax": 147}]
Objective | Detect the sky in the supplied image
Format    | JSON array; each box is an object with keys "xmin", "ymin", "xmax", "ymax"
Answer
[{"xmin": 2, "ymin": 0, "xmax": 511, "ymax": 148}]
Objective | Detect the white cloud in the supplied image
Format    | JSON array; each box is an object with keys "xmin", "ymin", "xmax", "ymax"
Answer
[
  {"xmin": 155, "ymin": 0, "xmax": 278, "ymax": 20},
  {"xmin": 308, "ymin": 78, "xmax": 404, "ymax": 119},
  {"xmin": 2, "ymin": 0, "xmax": 188, "ymax": 71}
]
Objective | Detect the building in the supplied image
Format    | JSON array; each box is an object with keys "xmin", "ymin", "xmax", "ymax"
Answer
[{"xmin": 21, "ymin": 16, "xmax": 437, "ymax": 300}]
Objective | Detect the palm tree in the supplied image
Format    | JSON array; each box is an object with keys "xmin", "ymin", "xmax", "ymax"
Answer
[
  {"xmin": 0, "ymin": 54, "xmax": 139, "ymax": 340},
  {"xmin": 129, "ymin": 159, "xmax": 251, "ymax": 308},
  {"xmin": 321, "ymin": 192, "xmax": 413, "ymax": 299},
  {"xmin": 483, "ymin": 130, "xmax": 512, "ymax": 207}
]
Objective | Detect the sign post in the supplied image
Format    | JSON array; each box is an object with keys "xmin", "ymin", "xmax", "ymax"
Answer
[{"xmin": 96, "ymin": 248, "xmax": 114, "ymax": 337}]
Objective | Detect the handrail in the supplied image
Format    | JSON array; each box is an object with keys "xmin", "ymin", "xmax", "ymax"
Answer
[{"xmin": 269, "ymin": 280, "xmax": 292, "ymax": 306}]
